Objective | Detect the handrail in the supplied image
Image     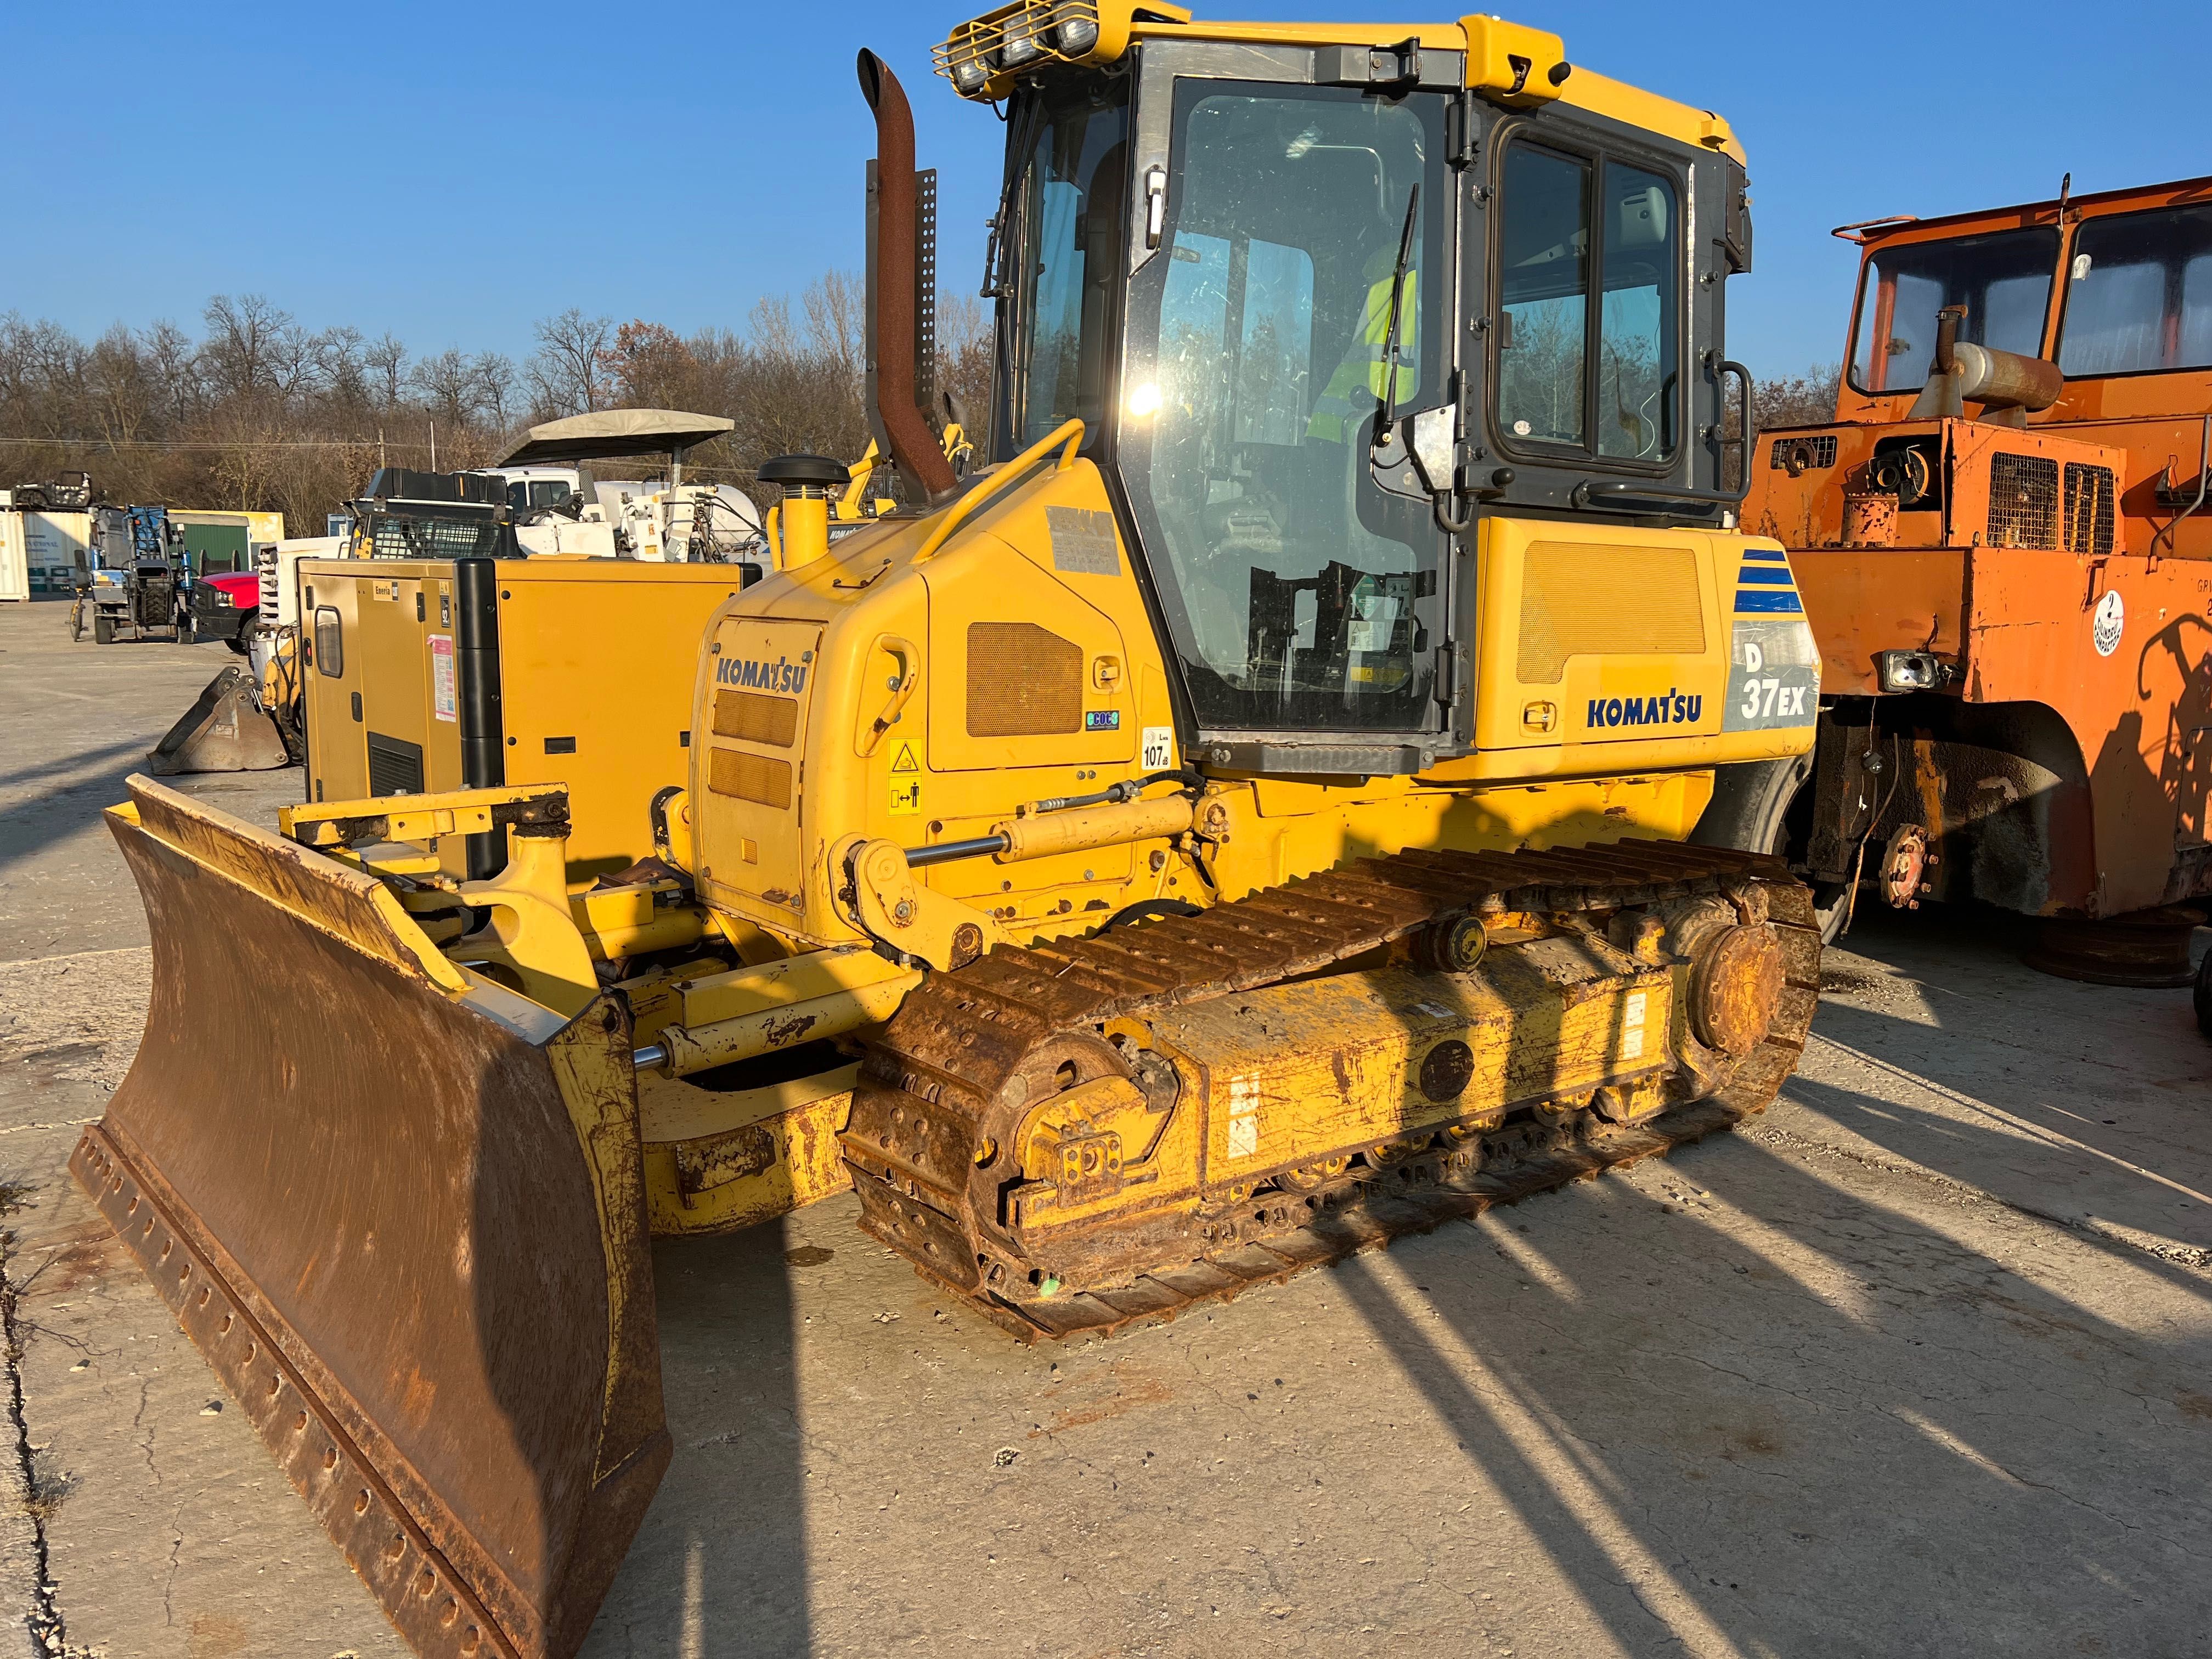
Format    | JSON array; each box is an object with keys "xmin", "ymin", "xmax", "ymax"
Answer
[
  {"xmin": 857, "ymin": 633, "xmax": 921, "ymax": 758},
  {"xmin": 911, "ymin": 418, "xmax": 1085, "ymax": 565}
]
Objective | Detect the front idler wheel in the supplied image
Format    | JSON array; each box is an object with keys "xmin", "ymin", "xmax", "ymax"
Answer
[{"xmin": 1688, "ymin": 923, "xmax": 1786, "ymax": 1057}]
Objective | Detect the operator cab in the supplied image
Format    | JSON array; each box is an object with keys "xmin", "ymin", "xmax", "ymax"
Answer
[{"xmin": 968, "ymin": 13, "xmax": 1755, "ymax": 770}]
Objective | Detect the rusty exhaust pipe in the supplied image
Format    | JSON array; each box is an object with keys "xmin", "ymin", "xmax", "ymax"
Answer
[{"xmin": 858, "ymin": 51, "xmax": 959, "ymax": 507}]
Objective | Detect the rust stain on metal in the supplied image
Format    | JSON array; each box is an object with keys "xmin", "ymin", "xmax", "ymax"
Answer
[
  {"xmin": 842, "ymin": 841, "xmax": 1820, "ymax": 1344},
  {"xmin": 75, "ymin": 794, "xmax": 670, "ymax": 1658},
  {"xmin": 674, "ymin": 1124, "xmax": 778, "ymax": 1201},
  {"xmin": 761, "ymin": 1012, "xmax": 818, "ymax": 1050}
]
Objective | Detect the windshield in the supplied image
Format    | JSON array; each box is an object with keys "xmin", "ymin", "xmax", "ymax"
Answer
[
  {"xmin": 2058, "ymin": 203, "xmax": 2212, "ymax": 376},
  {"xmin": 1849, "ymin": 228, "xmax": 2058, "ymax": 393},
  {"xmin": 1000, "ymin": 76, "xmax": 1130, "ymax": 447},
  {"xmin": 1118, "ymin": 81, "xmax": 1444, "ymax": 733}
]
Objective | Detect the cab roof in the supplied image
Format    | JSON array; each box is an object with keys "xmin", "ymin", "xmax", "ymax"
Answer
[
  {"xmin": 933, "ymin": 4, "xmax": 1745, "ymax": 164},
  {"xmin": 1835, "ymin": 173, "xmax": 2212, "ymax": 244}
]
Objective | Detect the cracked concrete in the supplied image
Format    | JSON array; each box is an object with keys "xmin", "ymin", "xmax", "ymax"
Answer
[{"xmin": 2, "ymin": 596, "xmax": 2210, "ymax": 1656}]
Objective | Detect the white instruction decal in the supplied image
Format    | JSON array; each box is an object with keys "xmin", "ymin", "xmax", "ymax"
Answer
[
  {"xmin": 1141, "ymin": 725, "xmax": 1175, "ymax": 770},
  {"xmin": 1621, "ymin": 990, "xmax": 1647, "ymax": 1061},
  {"xmin": 430, "ymin": 634, "xmax": 456, "ymax": 721},
  {"xmin": 1226, "ymin": 1074, "xmax": 1261, "ymax": 1160}
]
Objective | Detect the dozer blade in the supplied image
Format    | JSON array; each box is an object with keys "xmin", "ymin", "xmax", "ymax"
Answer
[
  {"xmin": 145, "ymin": 663, "xmax": 290, "ymax": 775},
  {"xmin": 71, "ymin": 777, "xmax": 668, "ymax": 1659}
]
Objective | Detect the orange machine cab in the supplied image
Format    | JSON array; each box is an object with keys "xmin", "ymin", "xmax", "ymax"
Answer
[{"xmin": 1740, "ymin": 175, "xmax": 2211, "ymax": 980}]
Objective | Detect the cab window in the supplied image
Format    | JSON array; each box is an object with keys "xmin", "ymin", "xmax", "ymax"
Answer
[
  {"xmin": 2058, "ymin": 204, "xmax": 2212, "ymax": 376},
  {"xmin": 1001, "ymin": 76, "xmax": 1130, "ymax": 448},
  {"xmin": 1848, "ymin": 228, "xmax": 2057, "ymax": 393},
  {"xmin": 1496, "ymin": 143, "xmax": 1681, "ymax": 462}
]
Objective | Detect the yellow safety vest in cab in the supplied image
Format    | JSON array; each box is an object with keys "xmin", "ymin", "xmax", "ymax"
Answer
[{"xmin": 1306, "ymin": 255, "xmax": 1418, "ymax": 443}]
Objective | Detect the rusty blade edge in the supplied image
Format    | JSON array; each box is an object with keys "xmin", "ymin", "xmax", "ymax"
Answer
[{"xmin": 69, "ymin": 1126, "xmax": 521, "ymax": 1659}]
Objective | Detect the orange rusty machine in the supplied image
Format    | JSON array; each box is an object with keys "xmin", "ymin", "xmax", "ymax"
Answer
[{"xmin": 1717, "ymin": 174, "xmax": 2212, "ymax": 984}]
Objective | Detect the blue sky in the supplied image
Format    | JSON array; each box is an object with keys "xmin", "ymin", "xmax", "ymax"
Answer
[{"xmin": 7, "ymin": 1, "xmax": 2204, "ymax": 380}]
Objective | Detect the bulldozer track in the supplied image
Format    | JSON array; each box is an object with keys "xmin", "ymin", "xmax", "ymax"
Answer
[{"xmin": 845, "ymin": 839, "xmax": 1820, "ymax": 1342}]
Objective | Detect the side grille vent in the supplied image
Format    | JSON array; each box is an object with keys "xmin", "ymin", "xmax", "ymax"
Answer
[
  {"xmin": 966, "ymin": 622, "xmax": 1083, "ymax": 737},
  {"xmin": 2062, "ymin": 462, "xmax": 2117, "ymax": 556},
  {"xmin": 366, "ymin": 732, "xmax": 425, "ymax": 797},
  {"xmin": 1769, "ymin": 434, "xmax": 1838, "ymax": 471},
  {"xmin": 1987, "ymin": 454, "xmax": 2059, "ymax": 549},
  {"xmin": 708, "ymin": 748, "xmax": 792, "ymax": 809},
  {"xmin": 712, "ymin": 690, "xmax": 799, "ymax": 748},
  {"xmin": 1517, "ymin": 543, "xmax": 1705, "ymax": 684}
]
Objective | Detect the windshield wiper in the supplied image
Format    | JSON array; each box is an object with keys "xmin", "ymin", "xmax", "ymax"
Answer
[
  {"xmin": 1371, "ymin": 181, "xmax": 1420, "ymax": 450},
  {"xmin": 983, "ymin": 97, "xmax": 1045, "ymax": 300}
]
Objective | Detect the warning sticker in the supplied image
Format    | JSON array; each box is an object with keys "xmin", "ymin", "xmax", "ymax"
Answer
[
  {"xmin": 1046, "ymin": 505, "xmax": 1120, "ymax": 576},
  {"xmin": 1621, "ymin": 990, "xmax": 1647, "ymax": 1061},
  {"xmin": 1141, "ymin": 725, "xmax": 1175, "ymax": 769},
  {"xmin": 889, "ymin": 778, "xmax": 922, "ymax": 815},
  {"xmin": 429, "ymin": 635, "xmax": 456, "ymax": 722},
  {"xmin": 890, "ymin": 741, "xmax": 922, "ymax": 773}
]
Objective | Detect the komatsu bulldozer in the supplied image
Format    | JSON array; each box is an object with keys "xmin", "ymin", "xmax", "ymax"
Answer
[{"xmin": 75, "ymin": 10, "xmax": 1821, "ymax": 1656}]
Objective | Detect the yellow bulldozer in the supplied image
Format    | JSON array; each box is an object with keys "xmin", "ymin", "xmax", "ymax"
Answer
[{"xmin": 75, "ymin": 9, "xmax": 1820, "ymax": 1656}]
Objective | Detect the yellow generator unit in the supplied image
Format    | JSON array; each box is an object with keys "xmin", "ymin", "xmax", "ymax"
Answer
[
  {"xmin": 77, "ymin": 10, "xmax": 1818, "ymax": 1657},
  {"xmin": 297, "ymin": 554, "xmax": 758, "ymax": 882}
]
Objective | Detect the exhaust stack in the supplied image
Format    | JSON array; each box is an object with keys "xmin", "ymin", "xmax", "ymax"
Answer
[{"xmin": 858, "ymin": 50, "xmax": 959, "ymax": 507}]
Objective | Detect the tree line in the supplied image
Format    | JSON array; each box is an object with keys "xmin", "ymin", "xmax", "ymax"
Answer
[
  {"xmin": 0, "ymin": 278, "xmax": 1834, "ymax": 537},
  {"xmin": 0, "ymin": 282, "xmax": 994, "ymax": 535}
]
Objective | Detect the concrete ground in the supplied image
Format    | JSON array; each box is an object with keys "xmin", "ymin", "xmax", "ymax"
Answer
[{"xmin": 1, "ymin": 593, "xmax": 2207, "ymax": 1658}]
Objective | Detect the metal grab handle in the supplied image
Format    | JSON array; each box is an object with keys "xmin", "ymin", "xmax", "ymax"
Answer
[
  {"xmin": 1709, "ymin": 353, "xmax": 1756, "ymax": 505},
  {"xmin": 859, "ymin": 633, "xmax": 921, "ymax": 758},
  {"xmin": 2150, "ymin": 414, "xmax": 2211, "ymax": 560},
  {"xmin": 912, "ymin": 418, "xmax": 1085, "ymax": 565}
]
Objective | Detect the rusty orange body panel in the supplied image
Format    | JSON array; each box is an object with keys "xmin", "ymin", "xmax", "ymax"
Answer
[{"xmin": 1745, "ymin": 174, "xmax": 2212, "ymax": 921}]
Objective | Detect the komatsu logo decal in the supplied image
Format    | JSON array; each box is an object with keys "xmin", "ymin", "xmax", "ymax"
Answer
[
  {"xmin": 715, "ymin": 654, "xmax": 809, "ymax": 693},
  {"xmin": 1587, "ymin": 689, "xmax": 1703, "ymax": 729}
]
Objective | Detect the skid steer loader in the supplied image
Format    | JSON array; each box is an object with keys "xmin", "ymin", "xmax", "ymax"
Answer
[{"xmin": 76, "ymin": 10, "xmax": 1820, "ymax": 1656}]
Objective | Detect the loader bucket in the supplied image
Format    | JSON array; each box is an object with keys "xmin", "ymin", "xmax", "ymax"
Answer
[
  {"xmin": 145, "ymin": 662, "xmax": 291, "ymax": 775},
  {"xmin": 70, "ymin": 777, "xmax": 668, "ymax": 1659}
]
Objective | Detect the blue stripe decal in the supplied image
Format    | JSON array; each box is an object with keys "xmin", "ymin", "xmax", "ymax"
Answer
[
  {"xmin": 1739, "ymin": 566, "xmax": 1797, "ymax": 585},
  {"xmin": 1742, "ymin": 546, "xmax": 1790, "ymax": 562},
  {"xmin": 1735, "ymin": 590, "xmax": 1804, "ymax": 613}
]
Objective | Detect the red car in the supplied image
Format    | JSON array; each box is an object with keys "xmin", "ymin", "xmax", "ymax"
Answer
[{"xmin": 188, "ymin": 570, "xmax": 261, "ymax": 652}]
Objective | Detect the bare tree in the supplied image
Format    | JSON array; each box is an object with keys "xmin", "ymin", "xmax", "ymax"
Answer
[
  {"xmin": 1754, "ymin": 362, "xmax": 1841, "ymax": 432},
  {"xmin": 474, "ymin": 352, "xmax": 517, "ymax": 432},
  {"xmin": 269, "ymin": 322, "xmax": 326, "ymax": 400},
  {"xmin": 88, "ymin": 324, "xmax": 157, "ymax": 447},
  {"xmin": 200, "ymin": 294, "xmax": 292, "ymax": 399},
  {"xmin": 410, "ymin": 348, "xmax": 484, "ymax": 432},
  {"xmin": 317, "ymin": 325, "xmax": 368, "ymax": 406},
  {"xmin": 142, "ymin": 319, "xmax": 202, "ymax": 426},
  {"xmin": 363, "ymin": 333, "xmax": 410, "ymax": 408},
  {"xmin": 936, "ymin": 291, "xmax": 992, "ymax": 439},
  {"xmin": 745, "ymin": 295, "xmax": 800, "ymax": 360},
  {"xmin": 803, "ymin": 270, "xmax": 866, "ymax": 380},
  {"xmin": 525, "ymin": 308, "xmax": 613, "ymax": 419}
]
